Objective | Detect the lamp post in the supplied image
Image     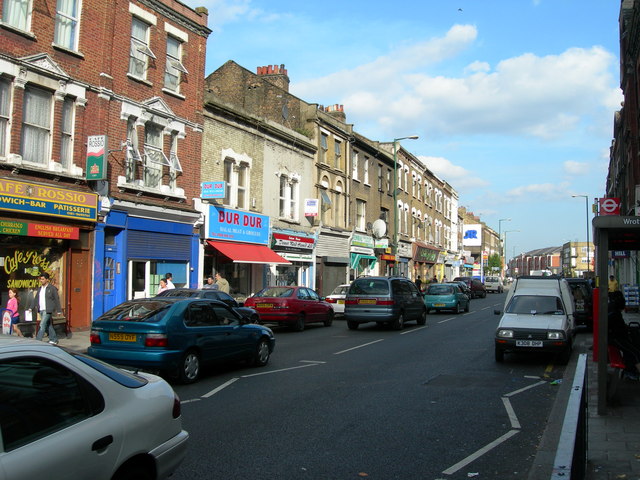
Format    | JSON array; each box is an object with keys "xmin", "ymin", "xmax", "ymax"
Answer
[
  {"xmin": 498, "ymin": 218, "xmax": 511, "ymax": 276},
  {"xmin": 571, "ymin": 195, "xmax": 590, "ymax": 274},
  {"xmin": 503, "ymin": 230, "xmax": 520, "ymax": 274},
  {"xmin": 392, "ymin": 135, "xmax": 419, "ymax": 275}
]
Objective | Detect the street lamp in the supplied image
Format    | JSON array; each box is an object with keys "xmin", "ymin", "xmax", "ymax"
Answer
[
  {"xmin": 571, "ymin": 195, "xmax": 591, "ymax": 273},
  {"xmin": 498, "ymin": 218, "xmax": 511, "ymax": 276},
  {"xmin": 392, "ymin": 135, "xmax": 419, "ymax": 275},
  {"xmin": 503, "ymin": 230, "xmax": 520, "ymax": 273}
]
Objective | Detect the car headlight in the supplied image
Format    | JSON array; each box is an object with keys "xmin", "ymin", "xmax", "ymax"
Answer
[
  {"xmin": 497, "ymin": 329, "xmax": 514, "ymax": 338},
  {"xmin": 547, "ymin": 331, "xmax": 565, "ymax": 340}
]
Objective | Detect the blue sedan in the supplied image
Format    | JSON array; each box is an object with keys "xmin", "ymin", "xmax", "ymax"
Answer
[
  {"xmin": 88, "ymin": 297, "xmax": 275, "ymax": 384},
  {"xmin": 424, "ymin": 283, "xmax": 470, "ymax": 314}
]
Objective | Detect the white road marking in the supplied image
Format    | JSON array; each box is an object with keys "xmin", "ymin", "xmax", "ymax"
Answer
[
  {"xmin": 201, "ymin": 377, "xmax": 239, "ymax": 398},
  {"xmin": 300, "ymin": 360, "xmax": 326, "ymax": 364},
  {"xmin": 241, "ymin": 363, "xmax": 321, "ymax": 377},
  {"xmin": 333, "ymin": 339, "xmax": 385, "ymax": 355},
  {"xmin": 400, "ymin": 326, "xmax": 428, "ymax": 335},
  {"xmin": 504, "ymin": 380, "xmax": 547, "ymax": 397},
  {"xmin": 437, "ymin": 317, "xmax": 455, "ymax": 323},
  {"xmin": 502, "ymin": 397, "xmax": 521, "ymax": 429},
  {"xmin": 442, "ymin": 429, "xmax": 520, "ymax": 475},
  {"xmin": 180, "ymin": 398, "xmax": 201, "ymax": 404}
]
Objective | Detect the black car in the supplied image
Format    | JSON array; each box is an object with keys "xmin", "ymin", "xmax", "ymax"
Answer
[
  {"xmin": 157, "ymin": 288, "xmax": 260, "ymax": 323},
  {"xmin": 565, "ymin": 278, "xmax": 594, "ymax": 330},
  {"xmin": 452, "ymin": 277, "xmax": 487, "ymax": 298}
]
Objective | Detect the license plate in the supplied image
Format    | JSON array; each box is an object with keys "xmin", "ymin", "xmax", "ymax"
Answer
[
  {"xmin": 337, "ymin": 299, "xmax": 345, "ymax": 304},
  {"xmin": 516, "ymin": 340, "xmax": 543, "ymax": 347},
  {"xmin": 257, "ymin": 303, "xmax": 273, "ymax": 309},
  {"xmin": 434, "ymin": 303, "xmax": 445, "ymax": 307},
  {"xmin": 109, "ymin": 332, "xmax": 137, "ymax": 342},
  {"xmin": 359, "ymin": 299, "xmax": 376, "ymax": 304}
]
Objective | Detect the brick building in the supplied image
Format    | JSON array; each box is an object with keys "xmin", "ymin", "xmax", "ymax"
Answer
[{"xmin": 0, "ymin": 0, "xmax": 210, "ymax": 325}]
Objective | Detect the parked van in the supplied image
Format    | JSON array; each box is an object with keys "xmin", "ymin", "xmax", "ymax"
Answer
[
  {"xmin": 494, "ymin": 276, "xmax": 575, "ymax": 363},
  {"xmin": 484, "ymin": 276, "xmax": 504, "ymax": 293}
]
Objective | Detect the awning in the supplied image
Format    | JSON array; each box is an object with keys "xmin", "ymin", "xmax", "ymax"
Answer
[
  {"xmin": 207, "ymin": 240, "xmax": 291, "ymax": 265},
  {"xmin": 350, "ymin": 253, "xmax": 378, "ymax": 269}
]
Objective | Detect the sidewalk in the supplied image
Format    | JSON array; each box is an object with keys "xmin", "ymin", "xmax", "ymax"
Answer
[{"xmin": 52, "ymin": 323, "xmax": 640, "ymax": 479}]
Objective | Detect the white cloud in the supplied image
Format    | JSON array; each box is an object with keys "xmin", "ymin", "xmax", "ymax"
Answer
[
  {"xmin": 505, "ymin": 182, "xmax": 572, "ymax": 201},
  {"xmin": 419, "ymin": 156, "xmax": 489, "ymax": 192},
  {"xmin": 563, "ymin": 160, "xmax": 588, "ymax": 176}
]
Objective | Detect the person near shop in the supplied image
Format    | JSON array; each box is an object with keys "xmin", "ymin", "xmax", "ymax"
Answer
[
  {"xmin": 157, "ymin": 278, "xmax": 169, "ymax": 295},
  {"xmin": 609, "ymin": 275, "xmax": 619, "ymax": 293},
  {"xmin": 31, "ymin": 273, "xmax": 62, "ymax": 345},
  {"xmin": 6, "ymin": 288, "xmax": 22, "ymax": 336},
  {"xmin": 203, "ymin": 275, "xmax": 218, "ymax": 289},
  {"xmin": 165, "ymin": 273, "xmax": 176, "ymax": 289},
  {"xmin": 215, "ymin": 272, "xmax": 230, "ymax": 293},
  {"xmin": 608, "ymin": 290, "xmax": 640, "ymax": 379},
  {"xmin": 415, "ymin": 276, "xmax": 422, "ymax": 291},
  {"xmin": 431, "ymin": 275, "xmax": 438, "ymax": 284}
]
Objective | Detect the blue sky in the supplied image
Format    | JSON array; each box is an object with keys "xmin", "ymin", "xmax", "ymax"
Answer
[{"xmin": 187, "ymin": 0, "xmax": 622, "ymax": 261}]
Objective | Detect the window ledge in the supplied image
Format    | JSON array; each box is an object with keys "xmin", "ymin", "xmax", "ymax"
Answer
[
  {"xmin": 126, "ymin": 73, "xmax": 152, "ymax": 87},
  {"xmin": 116, "ymin": 177, "xmax": 185, "ymax": 199},
  {"xmin": 162, "ymin": 88, "xmax": 185, "ymax": 100},
  {"xmin": 1, "ymin": 157, "xmax": 85, "ymax": 180},
  {"xmin": 0, "ymin": 22, "xmax": 36, "ymax": 40},
  {"xmin": 52, "ymin": 44, "xmax": 84, "ymax": 59},
  {"xmin": 278, "ymin": 217, "xmax": 300, "ymax": 225}
]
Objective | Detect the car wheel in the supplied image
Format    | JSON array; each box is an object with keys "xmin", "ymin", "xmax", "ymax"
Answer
[
  {"xmin": 324, "ymin": 310, "xmax": 334, "ymax": 327},
  {"xmin": 347, "ymin": 320, "xmax": 359, "ymax": 330},
  {"xmin": 392, "ymin": 312, "xmax": 405, "ymax": 330},
  {"xmin": 293, "ymin": 313, "xmax": 305, "ymax": 332},
  {"xmin": 113, "ymin": 463, "xmax": 153, "ymax": 480},
  {"xmin": 464, "ymin": 301, "xmax": 470, "ymax": 313},
  {"xmin": 455, "ymin": 302, "xmax": 462, "ymax": 314},
  {"xmin": 179, "ymin": 350, "xmax": 200, "ymax": 384},
  {"xmin": 482, "ymin": 291, "xmax": 487, "ymax": 298},
  {"xmin": 417, "ymin": 309, "xmax": 427, "ymax": 325},
  {"xmin": 495, "ymin": 348, "xmax": 505, "ymax": 363},
  {"xmin": 252, "ymin": 338, "xmax": 270, "ymax": 367}
]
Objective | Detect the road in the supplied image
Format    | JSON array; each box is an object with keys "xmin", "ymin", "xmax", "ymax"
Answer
[{"xmin": 171, "ymin": 292, "xmax": 570, "ymax": 480}]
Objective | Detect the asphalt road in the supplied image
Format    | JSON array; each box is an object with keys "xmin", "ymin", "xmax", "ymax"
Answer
[{"xmin": 171, "ymin": 292, "xmax": 569, "ymax": 480}]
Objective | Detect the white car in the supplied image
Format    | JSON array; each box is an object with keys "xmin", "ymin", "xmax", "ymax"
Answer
[
  {"xmin": 484, "ymin": 276, "xmax": 504, "ymax": 293},
  {"xmin": 0, "ymin": 335, "xmax": 188, "ymax": 480},
  {"xmin": 324, "ymin": 284, "xmax": 350, "ymax": 315}
]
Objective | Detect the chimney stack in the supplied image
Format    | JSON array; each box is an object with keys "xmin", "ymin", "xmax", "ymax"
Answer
[
  {"xmin": 324, "ymin": 104, "xmax": 346, "ymax": 123},
  {"xmin": 256, "ymin": 64, "xmax": 290, "ymax": 92}
]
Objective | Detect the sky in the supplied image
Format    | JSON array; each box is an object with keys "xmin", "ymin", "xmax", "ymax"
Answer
[{"xmin": 185, "ymin": 0, "xmax": 623, "ymax": 261}]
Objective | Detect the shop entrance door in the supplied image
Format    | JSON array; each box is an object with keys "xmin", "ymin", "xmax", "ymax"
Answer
[
  {"xmin": 70, "ymin": 250, "xmax": 91, "ymax": 329},
  {"xmin": 102, "ymin": 252, "xmax": 118, "ymax": 313}
]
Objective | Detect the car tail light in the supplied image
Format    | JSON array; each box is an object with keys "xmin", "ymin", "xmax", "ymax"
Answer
[
  {"xmin": 326, "ymin": 298, "xmax": 336, "ymax": 303},
  {"xmin": 89, "ymin": 331, "xmax": 101, "ymax": 344},
  {"xmin": 172, "ymin": 393, "xmax": 181, "ymax": 419},
  {"xmin": 376, "ymin": 299, "xmax": 395, "ymax": 305},
  {"xmin": 145, "ymin": 333, "xmax": 168, "ymax": 347}
]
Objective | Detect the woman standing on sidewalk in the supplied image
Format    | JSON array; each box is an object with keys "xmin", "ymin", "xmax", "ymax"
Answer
[{"xmin": 6, "ymin": 288, "xmax": 22, "ymax": 336}]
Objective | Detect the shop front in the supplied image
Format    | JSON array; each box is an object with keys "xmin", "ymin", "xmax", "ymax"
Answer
[
  {"xmin": 0, "ymin": 178, "xmax": 97, "ymax": 331},
  {"xmin": 205, "ymin": 206, "xmax": 289, "ymax": 300},
  {"xmin": 413, "ymin": 241, "xmax": 439, "ymax": 282},
  {"xmin": 271, "ymin": 230, "xmax": 315, "ymax": 287},
  {"xmin": 93, "ymin": 202, "xmax": 201, "ymax": 318},
  {"xmin": 315, "ymin": 228, "xmax": 350, "ymax": 296},
  {"xmin": 350, "ymin": 233, "xmax": 377, "ymax": 279}
]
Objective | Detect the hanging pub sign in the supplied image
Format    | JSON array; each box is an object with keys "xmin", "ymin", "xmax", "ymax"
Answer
[{"xmin": 86, "ymin": 135, "xmax": 107, "ymax": 181}]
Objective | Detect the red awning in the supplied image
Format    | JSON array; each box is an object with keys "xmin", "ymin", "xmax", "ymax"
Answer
[{"xmin": 207, "ymin": 240, "xmax": 291, "ymax": 265}]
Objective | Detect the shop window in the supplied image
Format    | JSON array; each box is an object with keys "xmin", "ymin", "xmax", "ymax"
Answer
[
  {"xmin": 2, "ymin": 0, "xmax": 31, "ymax": 32},
  {"xmin": 54, "ymin": 0, "xmax": 80, "ymax": 51},
  {"xmin": 21, "ymin": 86, "xmax": 52, "ymax": 165}
]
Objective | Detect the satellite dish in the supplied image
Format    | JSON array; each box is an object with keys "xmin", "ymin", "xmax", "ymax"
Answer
[{"xmin": 372, "ymin": 219, "xmax": 387, "ymax": 239}]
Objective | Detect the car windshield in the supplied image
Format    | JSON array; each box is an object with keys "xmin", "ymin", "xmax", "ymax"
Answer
[
  {"xmin": 98, "ymin": 301, "xmax": 172, "ymax": 322},
  {"xmin": 254, "ymin": 287, "xmax": 294, "ymax": 298},
  {"xmin": 427, "ymin": 285, "xmax": 454, "ymax": 295},
  {"xmin": 331, "ymin": 286, "xmax": 349, "ymax": 295},
  {"xmin": 506, "ymin": 295, "xmax": 564, "ymax": 315},
  {"xmin": 349, "ymin": 279, "xmax": 390, "ymax": 295}
]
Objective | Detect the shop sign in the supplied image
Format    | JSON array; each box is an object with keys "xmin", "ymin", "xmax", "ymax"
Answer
[
  {"xmin": 207, "ymin": 206, "xmax": 269, "ymax": 245},
  {"xmin": 414, "ymin": 246, "xmax": 439, "ymax": 263},
  {"xmin": 463, "ymin": 224, "xmax": 482, "ymax": 247},
  {"xmin": 304, "ymin": 199, "xmax": 319, "ymax": 217},
  {"xmin": 397, "ymin": 242, "xmax": 413, "ymax": 258},
  {"xmin": 374, "ymin": 238, "xmax": 389, "ymax": 249},
  {"xmin": 201, "ymin": 181, "xmax": 226, "ymax": 199},
  {"xmin": 0, "ymin": 179, "xmax": 97, "ymax": 221},
  {"xmin": 3, "ymin": 248, "xmax": 55, "ymax": 289},
  {"xmin": 86, "ymin": 135, "xmax": 107, "ymax": 180},
  {"xmin": 352, "ymin": 233, "xmax": 374, "ymax": 249},
  {"xmin": 272, "ymin": 233, "xmax": 315, "ymax": 251},
  {"xmin": 0, "ymin": 220, "xmax": 79, "ymax": 239},
  {"xmin": 380, "ymin": 254, "xmax": 396, "ymax": 261}
]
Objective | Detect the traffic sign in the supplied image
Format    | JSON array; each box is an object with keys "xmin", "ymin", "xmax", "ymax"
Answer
[{"xmin": 599, "ymin": 197, "xmax": 620, "ymax": 216}]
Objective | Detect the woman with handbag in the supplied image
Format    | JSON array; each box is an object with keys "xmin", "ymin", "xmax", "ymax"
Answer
[{"xmin": 6, "ymin": 288, "xmax": 22, "ymax": 336}]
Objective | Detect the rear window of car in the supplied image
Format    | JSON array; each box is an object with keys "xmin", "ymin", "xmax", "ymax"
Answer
[
  {"xmin": 98, "ymin": 301, "xmax": 172, "ymax": 322},
  {"xmin": 486, "ymin": 277, "xmax": 499, "ymax": 282},
  {"xmin": 506, "ymin": 295, "xmax": 564, "ymax": 315},
  {"xmin": 331, "ymin": 286, "xmax": 350, "ymax": 295},
  {"xmin": 349, "ymin": 279, "xmax": 390, "ymax": 295},
  {"xmin": 254, "ymin": 287, "xmax": 294, "ymax": 298},
  {"xmin": 427, "ymin": 285, "xmax": 454, "ymax": 295}
]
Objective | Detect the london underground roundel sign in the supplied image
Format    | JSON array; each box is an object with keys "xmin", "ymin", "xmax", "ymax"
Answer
[{"xmin": 599, "ymin": 197, "xmax": 620, "ymax": 216}]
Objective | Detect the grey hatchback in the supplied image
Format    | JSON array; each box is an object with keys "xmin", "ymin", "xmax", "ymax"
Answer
[{"xmin": 344, "ymin": 276, "xmax": 427, "ymax": 330}]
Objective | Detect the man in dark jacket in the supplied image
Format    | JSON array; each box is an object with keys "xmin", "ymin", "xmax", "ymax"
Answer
[{"xmin": 31, "ymin": 272, "xmax": 63, "ymax": 345}]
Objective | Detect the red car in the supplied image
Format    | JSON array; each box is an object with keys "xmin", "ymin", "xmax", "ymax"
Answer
[{"xmin": 244, "ymin": 286, "xmax": 334, "ymax": 331}]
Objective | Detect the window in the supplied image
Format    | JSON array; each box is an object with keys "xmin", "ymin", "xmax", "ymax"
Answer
[
  {"xmin": 165, "ymin": 35, "xmax": 187, "ymax": 92},
  {"xmin": 363, "ymin": 156, "xmax": 370, "ymax": 184},
  {"xmin": 377, "ymin": 165, "xmax": 383, "ymax": 190},
  {"xmin": 0, "ymin": 356, "xmax": 104, "ymax": 452},
  {"xmin": 334, "ymin": 180, "xmax": 344, "ymax": 227},
  {"xmin": 129, "ymin": 17, "xmax": 155, "ymax": 79},
  {"xmin": 351, "ymin": 149, "xmax": 359, "ymax": 181},
  {"xmin": 319, "ymin": 133, "xmax": 328, "ymax": 164},
  {"xmin": 223, "ymin": 158, "xmax": 250, "ymax": 209},
  {"xmin": 143, "ymin": 124, "xmax": 164, "ymax": 189},
  {"xmin": 168, "ymin": 132, "xmax": 182, "ymax": 189},
  {"xmin": 2, "ymin": 0, "xmax": 31, "ymax": 31},
  {"xmin": 125, "ymin": 118, "xmax": 141, "ymax": 183},
  {"xmin": 59, "ymin": 97, "xmax": 74, "ymax": 169},
  {"xmin": 21, "ymin": 86, "xmax": 51, "ymax": 165},
  {"xmin": 334, "ymin": 139, "xmax": 342, "ymax": 169},
  {"xmin": 356, "ymin": 199, "xmax": 366, "ymax": 231},
  {"xmin": 54, "ymin": 0, "xmax": 80, "ymax": 50},
  {"xmin": 279, "ymin": 174, "xmax": 299, "ymax": 221},
  {"xmin": 386, "ymin": 169, "xmax": 391, "ymax": 192},
  {"xmin": 0, "ymin": 78, "xmax": 10, "ymax": 157}
]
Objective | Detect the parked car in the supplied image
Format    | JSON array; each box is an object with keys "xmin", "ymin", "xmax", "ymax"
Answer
[
  {"xmin": 424, "ymin": 283, "xmax": 470, "ymax": 314},
  {"xmin": 484, "ymin": 276, "xmax": 504, "ymax": 293},
  {"xmin": 88, "ymin": 297, "xmax": 275, "ymax": 384},
  {"xmin": 344, "ymin": 276, "xmax": 427, "ymax": 330},
  {"xmin": 494, "ymin": 276, "xmax": 575, "ymax": 364},
  {"xmin": 455, "ymin": 281, "xmax": 472, "ymax": 298},
  {"xmin": 243, "ymin": 286, "xmax": 334, "ymax": 331},
  {"xmin": 453, "ymin": 277, "xmax": 487, "ymax": 298},
  {"xmin": 157, "ymin": 288, "xmax": 259, "ymax": 323},
  {"xmin": 0, "ymin": 336, "xmax": 188, "ymax": 480},
  {"xmin": 565, "ymin": 278, "xmax": 594, "ymax": 330},
  {"xmin": 324, "ymin": 284, "xmax": 350, "ymax": 315}
]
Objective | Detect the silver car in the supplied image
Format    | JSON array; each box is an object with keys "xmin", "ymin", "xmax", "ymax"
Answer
[{"xmin": 0, "ymin": 335, "xmax": 188, "ymax": 480}]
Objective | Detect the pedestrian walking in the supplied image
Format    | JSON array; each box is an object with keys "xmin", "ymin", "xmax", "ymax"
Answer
[
  {"xmin": 6, "ymin": 288, "xmax": 22, "ymax": 336},
  {"xmin": 165, "ymin": 273, "xmax": 176, "ymax": 289},
  {"xmin": 609, "ymin": 275, "xmax": 619, "ymax": 293},
  {"xmin": 415, "ymin": 276, "xmax": 422, "ymax": 291},
  {"xmin": 215, "ymin": 272, "xmax": 230, "ymax": 293},
  {"xmin": 30, "ymin": 273, "xmax": 62, "ymax": 345}
]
